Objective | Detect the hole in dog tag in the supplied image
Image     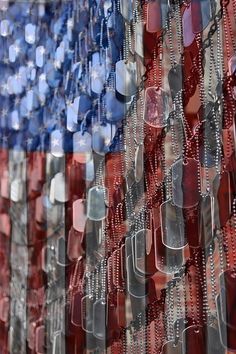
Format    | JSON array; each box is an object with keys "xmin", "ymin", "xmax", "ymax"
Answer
[
  {"xmin": 160, "ymin": 200, "xmax": 187, "ymax": 249},
  {"xmin": 25, "ymin": 23, "xmax": 36, "ymax": 44},
  {"xmin": 115, "ymin": 60, "xmax": 137, "ymax": 98},
  {"xmin": 0, "ymin": 20, "xmax": 10, "ymax": 37},
  {"xmin": 73, "ymin": 199, "xmax": 87, "ymax": 232},
  {"xmin": 51, "ymin": 130, "xmax": 64, "ymax": 158},
  {"xmin": 146, "ymin": 0, "xmax": 162, "ymax": 33},
  {"xmin": 217, "ymin": 294, "xmax": 236, "ymax": 352},
  {"xmin": 57, "ymin": 236, "xmax": 69, "ymax": 266},
  {"xmin": 54, "ymin": 173, "xmax": 68, "ymax": 203},
  {"xmin": 10, "ymin": 179, "xmax": 23, "ymax": 202},
  {"xmin": 127, "ymin": 255, "xmax": 147, "ymax": 298},
  {"xmin": 143, "ymin": 87, "xmax": 171, "ymax": 128},
  {"xmin": 52, "ymin": 331, "xmax": 65, "ymax": 354},
  {"xmin": 134, "ymin": 229, "xmax": 157, "ymax": 275},
  {"xmin": 87, "ymin": 186, "xmax": 107, "ymax": 221},
  {"xmin": 182, "ymin": 325, "xmax": 205, "ymax": 354},
  {"xmin": 73, "ymin": 131, "xmax": 92, "ymax": 164},
  {"xmin": 36, "ymin": 46, "xmax": 45, "ymax": 68},
  {"xmin": 168, "ymin": 65, "xmax": 183, "ymax": 100},
  {"xmin": 172, "ymin": 158, "xmax": 200, "ymax": 208},
  {"xmin": 135, "ymin": 144, "xmax": 144, "ymax": 182},
  {"xmin": 162, "ymin": 340, "xmax": 182, "ymax": 354},
  {"xmin": 191, "ymin": 0, "xmax": 212, "ymax": 34},
  {"xmin": 71, "ymin": 292, "xmax": 83, "ymax": 327},
  {"xmin": 183, "ymin": 4, "xmax": 195, "ymax": 47},
  {"xmin": 119, "ymin": 0, "xmax": 133, "ymax": 21},
  {"xmin": 81, "ymin": 295, "xmax": 94, "ymax": 333},
  {"xmin": 104, "ymin": 90, "xmax": 126, "ymax": 123},
  {"xmin": 35, "ymin": 325, "xmax": 45, "ymax": 354},
  {"xmin": 155, "ymin": 228, "xmax": 184, "ymax": 274},
  {"xmin": 93, "ymin": 299, "xmax": 107, "ymax": 340}
]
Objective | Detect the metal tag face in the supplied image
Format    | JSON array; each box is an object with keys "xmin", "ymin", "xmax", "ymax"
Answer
[
  {"xmin": 168, "ymin": 64, "xmax": 183, "ymax": 100},
  {"xmin": 143, "ymin": 87, "xmax": 170, "ymax": 128},
  {"xmin": 87, "ymin": 186, "xmax": 107, "ymax": 221},
  {"xmin": 72, "ymin": 199, "xmax": 87, "ymax": 232},
  {"xmin": 146, "ymin": 0, "xmax": 162, "ymax": 33},
  {"xmin": 35, "ymin": 325, "xmax": 45, "ymax": 354},
  {"xmin": 51, "ymin": 129, "xmax": 64, "ymax": 158},
  {"xmin": 10, "ymin": 178, "xmax": 23, "ymax": 202},
  {"xmin": 52, "ymin": 331, "xmax": 65, "ymax": 354},
  {"xmin": 119, "ymin": 0, "xmax": 133, "ymax": 21},
  {"xmin": 73, "ymin": 131, "xmax": 92, "ymax": 164},
  {"xmin": 160, "ymin": 200, "xmax": 187, "ymax": 249},
  {"xmin": 56, "ymin": 236, "xmax": 69, "ymax": 266},
  {"xmin": 217, "ymin": 294, "xmax": 236, "ymax": 352},
  {"xmin": 133, "ymin": 229, "xmax": 157, "ymax": 276},
  {"xmin": 104, "ymin": 90, "xmax": 126, "ymax": 123},
  {"xmin": 71, "ymin": 292, "xmax": 82, "ymax": 327},
  {"xmin": 172, "ymin": 158, "xmax": 200, "ymax": 208},
  {"xmin": 81, "ymin": 295, "xmax": 94, "ymax": 333},
  {"xmin": 213, "ymin": 171, "xmax": 232, "ymax": 227},
  {"xmin": 135, "ymin": 144, "xmax": 144, "ymax": 183},
  {"xmin": 198, "ymin": 195, "xmax": 214, "ymax": 248},
  {"xmin": 93, "ymin": 298, "xmax": 107, "ymax": 340},
  {"xmin": 191, "ymin": 0, "xmax": 212, "ymax": 34},
  {"xmin": 92, "ymin": 123, "xmax": 115, "ymax": 155},
  {"xmin": 154, "ymin": 228, "xmax": 184, "ymax": 274},
  {"xmin": 115, "ymin": 60, "xmax": 137, "ymax": 97},
  {"xmin": 126, "ymin": 254, "xmax": 147, "ymax": 298},
  {"xmin": 182, "ymin": 4, "xmax": 195, "ymax": 47},
  {"xmin": 54, "ymin": 172, "xmax": 68, "ymax": 203},
  {"xmin": 135, "ymin": 22, "xmax": 144, "ymax": 58},
  {"xmin": 219, "ymin": 269, "xmax": 236, "ymax": 328}
]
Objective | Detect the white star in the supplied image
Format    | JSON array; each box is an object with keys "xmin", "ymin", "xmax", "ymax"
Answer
[
  {"xmin": 1, "ymin": 109, "xmax": 8, "ymax": 117},
  {"xmin": 104, "ymin": 138, "xmax": 111, "ymax": 146},
  {"xmin": 106, "ymin": 111, "xmax": 112, "ymax": 120},
  {"xmin": 78, "ymin": 139, "xmax": 86, "ymax": 147},
  {"xmin": 39, "ymin": 46, "xmax": 45, "ymax": 55},
  {"xmin": 27, "ymin": 138, "xmax": 33, "ymax": 146},
  {"xmin": 12, "ymin": 122, "xmax": 20, "ymax": 130},
  {"xmin": 14, "ymin": 45, "xmax": 20, "ymax": 54},
  {"xmin": 39, "ymin": 73, "xmax": 46, "ymax": 81},
  {"xmin": 52, "ymin": 138, "xmax": 60, "ymax": 147},
  {"xmin": 26, "ymin": 34, "xmax": 35, "ymax": 44},
  {"xmin": 91, "ymin": 70, "xmax": 99, "ymax": 80},
  {"xmin": 92, "ymin": 125, "xmax": 100, "ymax": 133},
  {"xmin": 27, "ymin": 61, "xmax": 34, "ymax": 68}
]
